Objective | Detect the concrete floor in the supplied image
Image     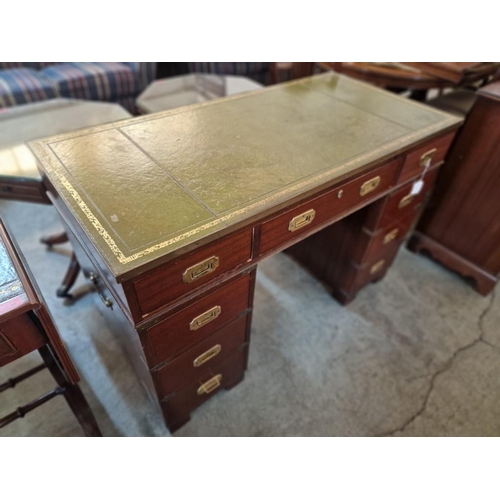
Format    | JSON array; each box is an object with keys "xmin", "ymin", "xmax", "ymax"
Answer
[{"xmin": 1, "ymin": 199, "xmax": 499, "ymax": 437}]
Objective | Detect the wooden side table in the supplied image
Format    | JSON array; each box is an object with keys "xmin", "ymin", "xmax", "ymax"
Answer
[
  {"xmin": 0, "ymin": 219, "xmax": 101, "ymax": 436},
  {"xmin": 0, "ymin": 99, "xmax": 131, "ymax": 298}
]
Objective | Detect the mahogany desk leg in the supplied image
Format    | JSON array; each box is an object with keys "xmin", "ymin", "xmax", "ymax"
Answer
[
  {"xmin": 56, "ymin": 254, "xmax": 81, "ymax": 299},
  {"xmin": 40, "ymin": 232, "xmax": 81, "ymax": 298},
  {"xmin": 38, "ymin": 345, "xmax": 102, "ymax": 437}
]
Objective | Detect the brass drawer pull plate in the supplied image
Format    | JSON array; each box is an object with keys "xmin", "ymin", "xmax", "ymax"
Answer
[
  {"xmin": 189, "ymin": 305, "xmax": 221, "ymax": 331},
  {"xmin": 89, "ymin": 272, "xmax": 113, "ymax": 309},
  {"xmin": 399, "ymin": 193, "xmax": 415, "ymax": 209},
  {"xmin": 383, "ymin": 228, "xmax": 399, "ymax": 245},
  {"xmin": 193, "ymin": 344, "xmax": 222, "ymax": 367},
  {"xmin": 370, "ymin": 260, "xmax": 386, "ymax": 275},
  {"xmin": 288, "ymin": 209, "xmax": 316, "ymax": 232},
  {"xmin": 197, "ymin": 374, "xmax": 222, "ymax": 395},
  {"xmin": 420, "ymin": 148, "xmax": 436, "ymax": 167},
  {"xmin": 360, "ymin": 176, "xmax": 381, "ymax": 196},
  {"xmin": 182, "ymin": 256, "xmax": 219, "ymax": 283}
]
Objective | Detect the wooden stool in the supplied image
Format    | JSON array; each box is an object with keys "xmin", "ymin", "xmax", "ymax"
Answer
[{"xmin": 0, "ymin": 219, "xmax": 101, "ymax": 436}]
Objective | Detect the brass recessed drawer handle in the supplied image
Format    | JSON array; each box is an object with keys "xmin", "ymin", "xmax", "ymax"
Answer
[
  {"xmin": 197, "ymin": 374, "xmax": 222, "ymax": 395},
  {"xmin": 89, "ymin": 272, "xmax": 113, "ymax": 310},
  {"xmin": 193, "ymin": 344, "xmax": 222, "ymax": 367},
  {"xmin": 370, "ymin": 260, "xmax": 386, "ymax": 275},
  {"xmin": 182, "ymin": 256, "xmax": 219, "ymax": 283},
  {"xmin": 419, "ymin": 148, "xmax": 436, "ymax": 167},
  {"xmin": 189, "ymin": 305, "xmax": 221, "ymax": 331},
  {"xmin": 360, "ymin": 176, "xmax": 381, "ymax": 196},
  {"xmin": 399, "ymin": 193, "xmax": 415, "ymax": 209},
  {"xmin": 288, "ymin": 208, "xmax": 316, "ymax": 232},
  {"xmin": 383, "ymin": 228, "xmax": 399, "ymax": 245}
]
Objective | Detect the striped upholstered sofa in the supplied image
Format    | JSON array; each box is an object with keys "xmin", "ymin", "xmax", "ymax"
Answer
[{"xmin": 0, "ymin": 62, "xmax": 156, "ymax": 113}]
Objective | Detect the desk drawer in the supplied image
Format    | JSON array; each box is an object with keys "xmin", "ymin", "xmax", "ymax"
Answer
[
  {"xmin": 398, "ymin": 133, "xmax": 455, "ymax": 183},
  {"xmin": 161, "ymin": 346, "xmax": 248, "ymax": 432},
  {"xmin": 0, "ymin": 179, "xmax": 48, "ymax": 204},
  {"xmin": 0, "ymin": 314, "xmax": 45, "ymax": 367},
  {"xmin": 152, "ymin": 315, "xmax": 248, "ymax": 398},
  {"xmin": 144, "ymin": 273, "xmax": 251, "ymax": 367},
  {"xmin": 134, "ymin": 228, "xmax": 252, "ymax": 317},
  {"xmin": 341, "ymin": 242, "xmax": 401, "ymax": 295},
  {"xmin": 352, "ymin": 213, "xmax": 416, "ymax": 265},
  {"xmin": 377, "ymin": 168, "xmax": 438, "ymax": 229},
  {"xmin": 259, "ymin": 159, "xmax": 400, "ymax": 256}
]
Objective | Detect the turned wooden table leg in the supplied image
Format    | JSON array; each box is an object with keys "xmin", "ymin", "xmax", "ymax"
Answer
[
  {"xmin": 38, "ymin": 345, "xmax": 102, "ymax": 437},
  {"xmin": 56, "ymin": 253, "xmax": 81, "ymax": 298},
  {"xmin": 40, "ymin": 231, "xmax": 69, "ymax": 248}
]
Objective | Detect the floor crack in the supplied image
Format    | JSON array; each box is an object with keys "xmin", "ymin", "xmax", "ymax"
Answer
[{"xmin": 378, "ymin": 289, "xmax": 496, "ymax": 437}]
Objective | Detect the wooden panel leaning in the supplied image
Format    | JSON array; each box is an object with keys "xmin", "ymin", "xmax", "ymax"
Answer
[
  {"xmin": 0, "ymin": 219, "xmax": 101, "ymax": 436},
  {"xmin": 408, "ymin": 81, "xmax": 500, "ymax": 295}
]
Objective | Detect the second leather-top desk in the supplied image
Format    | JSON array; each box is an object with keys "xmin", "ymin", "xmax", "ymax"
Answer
[{"xmin": 29, "ymin": 73, "xmax": 462, "ymax": 431}]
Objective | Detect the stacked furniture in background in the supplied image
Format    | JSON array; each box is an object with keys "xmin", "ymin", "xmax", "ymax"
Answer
[{"xmin": 0, "ymin": 63, "xmax": 156, "ymax": 113}]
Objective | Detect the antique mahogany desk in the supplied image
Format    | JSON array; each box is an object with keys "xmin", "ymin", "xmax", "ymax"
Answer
[{"xmin": 29, "ymin": 74, "xmax": 462, "ymax": 431}]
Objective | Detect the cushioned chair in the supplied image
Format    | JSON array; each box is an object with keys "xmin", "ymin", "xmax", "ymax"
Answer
[{"xmin": 0, "ymin": 62, "xmax": 156, "ymax": 113}]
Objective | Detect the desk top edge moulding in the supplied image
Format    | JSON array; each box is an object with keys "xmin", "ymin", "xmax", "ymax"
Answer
[{"xmin": 28, "ymin": 73, "xmax": 462, "ymax": 281}]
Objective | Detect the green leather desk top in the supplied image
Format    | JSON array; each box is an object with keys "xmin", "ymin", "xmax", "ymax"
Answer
[{"xmin": 29, "ymin": 73, "xmax": 462, "ymax": 280}]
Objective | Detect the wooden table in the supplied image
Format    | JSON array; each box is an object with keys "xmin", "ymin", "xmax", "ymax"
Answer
[
  {"xmin": 319, "ymin": 63, "xmax": 500, "ymax": 100},
  {"xmin": 0, "ymin": 219, "xmax": 101, "ymax": 435},
  {"xmin": 0, "ymin": 99, "xmax": 131, "ymax": 203},
  {"xmin": 29, "ymin": 73, "xmax": 462, "ymax": 432},
  {"xmin": 0, "ymin": 99, "xmax": 131, "ymax": 297},
  {"xmin": 136, "ymin": 74, "xmax": 263, "ymax": 114}
]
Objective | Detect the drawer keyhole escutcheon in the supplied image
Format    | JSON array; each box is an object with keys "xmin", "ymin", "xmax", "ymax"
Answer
[
  {"xmin": 383, "ymin": 228, "xmax": 399, "ymax": 245},
  {"xmin": 288, "ymin": 209, "xmax": 316, "ymax": 232},
  {"xmin": 193, "ymin": 344, "xmax": 222, "ymax": 367},
  {"xmin": 197, "ymin": 374, "xmax": 222, "ymax": 395},
  {"xmin": 182, "ymin": 256, "xmax": 219, "ymax": 283},
  {"xmin": 360, "ymin": 176, "xmax": 381, "ymax": 197},
  {"xmin": 189, "ymin": 305, "xmax": 222, "ymax": 331}
]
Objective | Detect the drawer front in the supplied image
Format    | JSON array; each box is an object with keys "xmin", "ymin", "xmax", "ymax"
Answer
[
  {"xmin": 398, "ymin": 133, "xmax": 455, "ymax": 183},
  {"xmin": 0, "ymin": 314, "xmax": 45, "ymax": 368},
  {"xmin": 378, "ymin": 168, "xmax": 439, "ymax": 229},
  {"xmin": 352, "ymin": 213, "xmax": 416, "ymax": 265},
  {"xmin": 134, "ymin": 229, "xmax": 252, "ymax": 317},
  {"xmin": 0, "ymin": 180, "xmax": 48, "ymax": 203},
  {"xmin": 342, "ymin": 243, "xmax": 401, "ymax": 295},
  {"xmin": 160, "ymin": 346, "xmax": 247, "ymax": 430},
  {"xmin": 259, "ymin": 159, "xmax": 401, "ymax": 256},
  {"xmin": 145, "ymin": 273, "xmax": 251, "ymax": 367},
  {"xmin": 152, "ymin": 315, "xmax": 248, "ymax": 398}
]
